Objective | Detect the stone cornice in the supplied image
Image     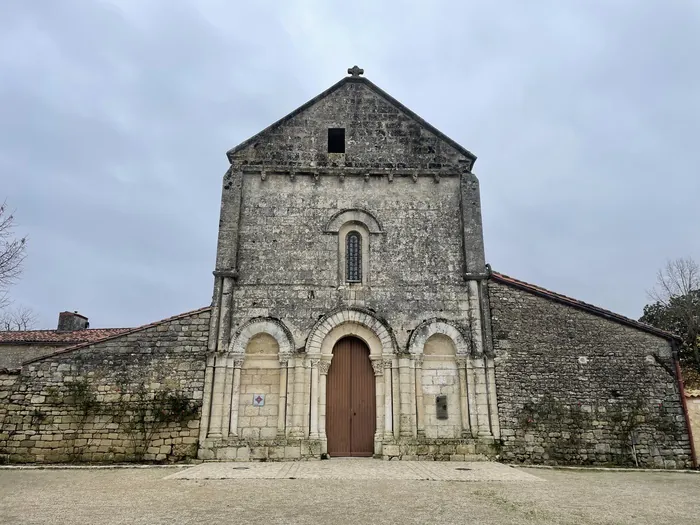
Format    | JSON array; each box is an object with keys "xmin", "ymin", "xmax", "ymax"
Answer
[{"xmin": 237, "ymin": 165, "xmax": 468, "ymax": 181}]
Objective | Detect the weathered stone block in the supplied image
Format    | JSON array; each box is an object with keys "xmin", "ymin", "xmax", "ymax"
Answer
[
  {"xmin": 284, "ymin": 446, "xmax": 301, "ymax": 459},
  {"xmin": 383, "ymin": 445, "xmax": 399, "ymax": 457}
]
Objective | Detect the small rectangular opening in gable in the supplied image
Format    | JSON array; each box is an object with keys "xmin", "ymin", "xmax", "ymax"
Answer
[{"xmin": 328, "ymin": 128, "xmax": 345, "ymax": 153}]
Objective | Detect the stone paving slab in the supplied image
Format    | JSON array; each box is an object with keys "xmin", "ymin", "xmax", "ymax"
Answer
[{"xmin": 165, "ymin": 459, "xmax": 543, "ymax": 482}]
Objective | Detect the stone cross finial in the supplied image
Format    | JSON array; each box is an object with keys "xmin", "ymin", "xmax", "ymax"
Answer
[{"xmin": 348, "ymin": 65, "xmax": 364, "ymax": 77}]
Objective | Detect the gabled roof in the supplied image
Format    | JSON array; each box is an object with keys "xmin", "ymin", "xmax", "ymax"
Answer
[
  {"xmin": 226, "ymin": 74, "xmax": 477, "ymax": 167},
  {"xmin": 21, "ymin": 306, "xmax": 211, "ymax": 366},
  {"xmin": 0, "ymin": 328, "xmax": 130, "ymax": 345},
  {"xmin": 491, "ymin": 271, "xmax": 680, "ymax": 342}
]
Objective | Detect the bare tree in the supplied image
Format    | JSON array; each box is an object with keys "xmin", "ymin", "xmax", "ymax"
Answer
[
  {"xmin": 650, "ymin": 257, "xmax": 700, "ymax": 304},
  {"xmin": 643, "ymin": 257, "xmax": 700, "ymax": 367},
  {"xmin": 0, "ymin": 200, "xmax": 36, "ymax": 329},
  {"xmin": 0, "ymin": 305, "xmax": 37, "ymax": 331},
  {"xmin": 0, "ymin": 200, "xmax": 27, "ymax": 310}
]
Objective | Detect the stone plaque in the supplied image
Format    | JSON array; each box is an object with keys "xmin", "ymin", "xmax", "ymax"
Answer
[{"xmin": 252, "ymin": 394, "xmax": 265, "ymax": 407}]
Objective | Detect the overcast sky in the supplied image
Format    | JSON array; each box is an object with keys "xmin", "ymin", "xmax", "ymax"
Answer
[{"xmin": 2, "ymin": 0, "xmax": 699, "ymax": 329}]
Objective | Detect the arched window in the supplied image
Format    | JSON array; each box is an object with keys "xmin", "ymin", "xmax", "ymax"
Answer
[{"xmin": 346, "ymin": 231, "xmax": 362, "ymax": 283}]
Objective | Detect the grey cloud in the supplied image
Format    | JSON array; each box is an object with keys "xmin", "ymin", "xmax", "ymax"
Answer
[{"xmin": 1, "ymin": 0, "xmax": 699, "ymax": 328}]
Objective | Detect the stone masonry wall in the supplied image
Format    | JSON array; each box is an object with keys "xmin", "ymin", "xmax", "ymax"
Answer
[
  {"xmin": 231, "ymin": 173, "xmax": 472, "ymax": 351},
  {"xmin": 0, "ymin": 309, "xmax": 210, "ymax": 464},
  {"xmin": 218, "ymin": 78, "xmax": 485, "ymax": 353},
  {"xmin": 489, "ymin": 280, "xmax": 692, "ymax": 468},
  {"xmin": 0, "ymin": 343, "xmax": 64, "ymax": 370},
  {"xmin": 422, "ymin": 334, "xmax": 462, "ymax": 439},
  {"xmin": 685, "ymin": 396, "xmax": 700, "ymax": 460},
  {"xmin": 230, "ymin": 80, "xmax": 470, "ymax": 171},
  {"xmin": 202, "ymin": 75, "xmax": 495, "ymax": 462},
  {"xmin": 422, "ymin": 360, "xmax": 462, "ymax": 439},
  {"xmin": 237, "ymin": 367, "xmax": 280, "ymax": 440}
]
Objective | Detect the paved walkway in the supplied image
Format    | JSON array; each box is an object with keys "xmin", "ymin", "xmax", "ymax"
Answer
[
  {"xmin": 166, "ymin": 459, "xmax": 542, "ymax": 481},
  {"xmin": 2, "ymin": 465, "xmax": 699, "ymax": 524}
]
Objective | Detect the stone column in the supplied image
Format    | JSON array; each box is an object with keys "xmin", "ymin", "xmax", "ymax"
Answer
[
  {"xmin": 472, "ymin": 356, "xmax": 493, "ymax": 438},
  {"xmin": 467, "ymin": 280, "xmax": 484, "ymax": 355},
  {"xmin": 290, "ymin": 356, "xmax": 306, "ymax": 438},
  {"xmin": 221, "ymin": 355, "xmax": 233, "ymax": 438},
  {"xmin": 318, "ymin": 360, "xmax": 331, "ymax": 452},
  {"xmin": 409, "ymin": 357, "xmax": 417, "ymax": 438},
  {"xmin": 398, "ymin": 356, "xmax": 414, "ymax": 438},
  {"xmin": 229, "ymin": 356, "xmax": 244, "ymax": 437},
  {"xmin": 207, "ymin": 277, "xmax": 222, "ymax": 353},
  {"xmin": 392, "ymin": 358, "xmax": 400, "ymax": 440},
  {"xmin": 216, "ymin": 277, "xmax": 235, "ymax": 352},
  {"xmin": 285, "ymin": 357, "xmax": 296, "ymax": 436},
  {"xmin": 277, "ymin": 355, "xmax": 289, "ymax": 437},
  {"xmin": 207, "ymin": 354, "xmax": 227, "ymax": 438},
  {"xmin": 309, "ymin": 358, "xmax": 320, "ymax": 439},
  {"xmin": 465, "ymin": 356, "xmax": 479, "ymax": 437},
  {"xmin": 302, "ymin": 359, "xmax": 311, "ymax": 437},
  {"xmin": 383, "ymin": 358, "xmax": 393, "ymax": 440},
  {"xmin": 371, "ymin": 359, "xmax": 384, "ymax": 452},
  {"xmin": 198, "ymin": 354, "xmax": 215, "ymax": 443},
  {"xmin": 456, "ymin": 355, "xmax": 470, "ymax": 437},
  {"xmin": 485, "ymin": 356, "xmax": 500, "ymax": 439},
  {"xmin": 414, "ymin": 355, "xmax": 425, "ymax": 437}
]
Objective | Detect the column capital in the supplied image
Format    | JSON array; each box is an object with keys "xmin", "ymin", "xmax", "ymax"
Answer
[
  {"xmin": 279, "ymin": 354, "xmax": 292, "ymax": 365},
  {"xmin": 232, "ymin": 355, "xmax": 245, "ymax": 368},
  {"xmin": 318, "ymin": 360, "xmax": 331, "ymax": 375},
  {"xmin": 371, "ymin": 359, "xmax": 383, "ymax": 376},
  {"xmin": 382, "ymin": 358, "xmax": 394, "ymax": 369}
]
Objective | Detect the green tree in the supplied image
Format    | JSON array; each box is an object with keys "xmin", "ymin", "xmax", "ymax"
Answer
[{"xmin": 640, "ymin": 258, "xmax": 700, "ymax": 369}]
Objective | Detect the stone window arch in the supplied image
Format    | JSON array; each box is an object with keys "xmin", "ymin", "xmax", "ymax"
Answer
[
  {"xmin": 324, "ymin": 209, "xmax": 382, "ymax": 287},
  {"xmin": 337, "ymin": 221, "xmax": 369, "ymax": 286}
]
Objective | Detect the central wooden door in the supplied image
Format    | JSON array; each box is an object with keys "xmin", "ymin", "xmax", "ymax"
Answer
[{"xmin": 326, "ymin": 336, "xmax": 376, "ymax": 457}]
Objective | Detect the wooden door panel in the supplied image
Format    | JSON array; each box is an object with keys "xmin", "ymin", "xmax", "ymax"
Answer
[
  {"xmin": 326, "ymin": 340, "xmax": 351, "ymax": 456},
  {"xmin": 326, "ymin": 337, "xmax": 375, "ymax": 457},
  {"xmin": 350, "ymin": 339, "xmax": 375, "ymax": 456}
]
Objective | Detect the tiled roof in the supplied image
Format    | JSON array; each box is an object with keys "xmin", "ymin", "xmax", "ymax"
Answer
[
  {"xmin": 0, "ymin": 328, "xmax": 130, "ymax": 345},
  {"xmin": 22, "ymin": 306, "xmax": 211, "ymax": 366},
  {"xmin": 490, "ymin": 271, "xmax": 680, "ymax": 341}
]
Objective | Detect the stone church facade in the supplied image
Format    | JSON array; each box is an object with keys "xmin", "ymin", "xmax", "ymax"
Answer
[{"xmin": 0, "ymin": 67, "xmax": 694, "ymax": 467}]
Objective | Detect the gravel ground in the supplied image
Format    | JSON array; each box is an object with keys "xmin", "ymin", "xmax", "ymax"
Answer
[{"xmin": 0, "ymin": 464, "xmax": 698, "ymax": 525}]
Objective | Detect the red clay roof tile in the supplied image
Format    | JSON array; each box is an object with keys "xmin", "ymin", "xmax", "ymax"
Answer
[{"xmin": 0, "ymin": 328, "xmax": 130, "ymax": 345}]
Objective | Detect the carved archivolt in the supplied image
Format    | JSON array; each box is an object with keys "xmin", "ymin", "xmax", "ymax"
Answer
[
  {"xmin": 305, "ymin": 307, "xmax": 398, "ymax": 355},
  {"xmin": 228, "ymin": 317, "xmax": 295, "ymax": 357},
  {"xmin": 407, "ymin": 318, "xmax": 471, "ymax": 356}
]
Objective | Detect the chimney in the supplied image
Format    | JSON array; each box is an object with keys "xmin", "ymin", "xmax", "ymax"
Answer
[{"xmin": 57, "ymin": 311, "xmax": 89, "ymax": 332}]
